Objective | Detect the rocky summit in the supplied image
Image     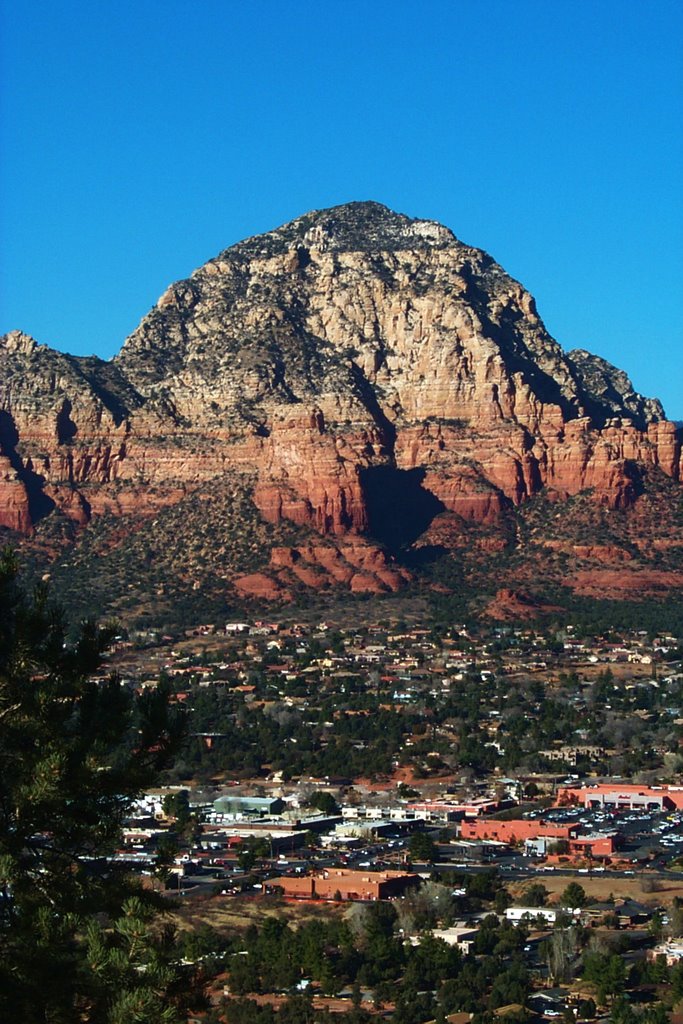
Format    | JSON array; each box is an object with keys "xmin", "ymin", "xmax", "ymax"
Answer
[{"xmin": 1, "ymin": 202, "xmax": 682, "ymax": 622}]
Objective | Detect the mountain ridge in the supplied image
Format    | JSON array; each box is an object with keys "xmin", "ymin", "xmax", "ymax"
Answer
[{"xmin": 1, "ymin": 202, "xmax": 681, "ymax": 620}]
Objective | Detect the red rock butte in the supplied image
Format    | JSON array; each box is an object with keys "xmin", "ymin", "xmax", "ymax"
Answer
[{"xmin": 1, "ymin": 202, "xmax": 681, "ymax": 604}]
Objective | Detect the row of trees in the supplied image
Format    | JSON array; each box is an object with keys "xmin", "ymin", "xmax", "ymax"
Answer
[{"xmin": 218, "ymin": 904, "xmax": 531, "ymax": 1024}]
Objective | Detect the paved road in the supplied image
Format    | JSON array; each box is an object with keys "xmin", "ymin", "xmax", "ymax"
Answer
[
  {"xmin": 410, "ymin": 861, "xmax": 679, "ymax": 881},
  {"xmin": 163, "ymin": 857, "xmax": 683, "ymax": 902}
]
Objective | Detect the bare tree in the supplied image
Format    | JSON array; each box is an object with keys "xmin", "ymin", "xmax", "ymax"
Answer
[{"xmin": 545, "ymin": 926, "xmax": 581, "ymax": 984}]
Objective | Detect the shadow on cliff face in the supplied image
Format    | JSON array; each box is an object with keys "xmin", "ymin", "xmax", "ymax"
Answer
[
  {"xmin": 360, "ymin": 465, "xmax": 446, "ymax": 554},
  {"xmin": 0, "ymin": 410, "xmax": 56, "ymax": 523},
  {"xmin": 56, "ymin": 399, "xmax": 78, "ymax": 443}
]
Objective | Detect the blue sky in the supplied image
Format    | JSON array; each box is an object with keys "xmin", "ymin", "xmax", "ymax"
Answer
[{"xmin": 2, "ymin": 1, "xmax": 682, "ymax": 418}]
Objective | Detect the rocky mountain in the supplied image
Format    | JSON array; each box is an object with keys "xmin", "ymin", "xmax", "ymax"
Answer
[{"xmin": 2, "ymin": 202, "xmax": 681, "ymax": 623}]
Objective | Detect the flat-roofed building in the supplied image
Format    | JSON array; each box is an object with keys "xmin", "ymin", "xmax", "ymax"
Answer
[
  {"xmin": 213, "ymin": 795, "xmax": 286, "ymax": 818},
  {"xmin": 460, "ymin": 819, "xmax": 574, "ymax": 844},
  {"xmin": 506, "ymin": 907, "xmax": 580, "ymax": 924},
  {"xmin": 568, "ymin": 833, "xmax": 617, "ymax": 858},
  {"xmin": 407, "ymin": 799, "xmax": 498, "ymax": 821},
  {"xmin": 265, "ymin": 867, "xmax": 419, "ymax": 901},
  {"xmin": 556, "ymin": 783, "xmax": 683, "ymax": 811}
]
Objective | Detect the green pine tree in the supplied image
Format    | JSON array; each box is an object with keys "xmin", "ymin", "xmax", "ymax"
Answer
[{"xmin": 0, "ymin": 550, "xmax": 188, "ymax": 1021}]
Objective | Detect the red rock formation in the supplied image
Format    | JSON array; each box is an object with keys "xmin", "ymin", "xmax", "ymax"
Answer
[
  {"xmin": 0, "ymin": 457, "xmax": 31, "ymax": 532},
  {"xmin": 1, "ymin": 203, "xmax": 681, "ymax": 608},
  {"xmin": 267, "ymin": 539, "xmax": 411, "ymax": 594},
  {"xmin": 482, "ymin": 588, "xmax": 562, "ymax": 621},
  {"xmin": 565, "ymin": 568, "xmax": 683, "ymax": 601},
  {"xmin": 233, "ymin": 572, "xmax": 292, "ymax": 602}
]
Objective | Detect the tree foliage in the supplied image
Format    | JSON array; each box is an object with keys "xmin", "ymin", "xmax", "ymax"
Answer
[
  {"xmin": 560, "ymin": 881, "xmax": 587, "ymax": 908},
  {"xmin": 308, "ymin": 791, "xmax": 340, "ymax": 816},
  {"xmin": 408, "ymin": 832, "xmax": 437, "ymax": 862},
  {"xmin": 582, "ymin": 951, "xmax": 627, "ymax": 1005},
  {"xmin": 0, "ymin": 550, "xmax": 187, "ymax": 1021}
]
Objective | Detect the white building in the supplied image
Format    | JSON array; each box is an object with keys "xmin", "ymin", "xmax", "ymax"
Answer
[{"xmin": 505, "ymin": 907, "xmax": 581, "ymax": 924}]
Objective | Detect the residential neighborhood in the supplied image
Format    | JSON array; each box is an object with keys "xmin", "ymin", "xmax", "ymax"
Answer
[{"xmin": 94, "ymin": 613, "xmax": 683, "ymax": 1020}]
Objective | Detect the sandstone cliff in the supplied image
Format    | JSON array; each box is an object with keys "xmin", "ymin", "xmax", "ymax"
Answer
[{"xmin": 2, "ymin": 202, "xmax": 681, "ymax": 615}]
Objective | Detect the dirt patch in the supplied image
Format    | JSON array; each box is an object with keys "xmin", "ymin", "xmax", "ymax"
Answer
[
  {"xmin": 514, "ymin": 872, "xmax": 683, "ymax": 907},
  {"xmin": 171, "ymin": 892, "xmax": 345, "ymax": 935},
  {"xmin": 231, "ymin": 992, "xmax": 387, "ymax": 1014}
]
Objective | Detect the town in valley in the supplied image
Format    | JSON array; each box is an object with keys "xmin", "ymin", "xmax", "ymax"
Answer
[{"xmin": 103, "ymin": 610, "xmax": 683, "ymax": 1021}]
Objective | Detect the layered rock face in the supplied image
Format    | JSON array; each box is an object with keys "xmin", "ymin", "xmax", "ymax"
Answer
[{"xmin": 1, "ymin": 202, "xmax": 680, "ymax": 597}]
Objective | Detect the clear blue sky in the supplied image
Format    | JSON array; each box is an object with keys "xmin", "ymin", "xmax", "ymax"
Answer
[{"xmin": 2, "ymin": 1, "xmax": 682, "ymax": 418}]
